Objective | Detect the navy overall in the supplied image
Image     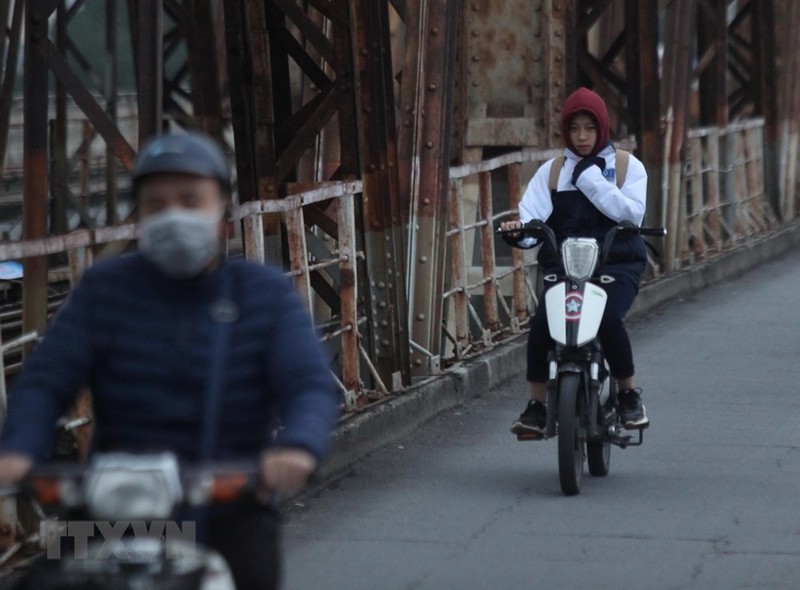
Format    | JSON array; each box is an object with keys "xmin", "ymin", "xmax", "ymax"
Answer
[{"xmin": 526, "ymin": 177, "xmax": 647, "ymax": 382}]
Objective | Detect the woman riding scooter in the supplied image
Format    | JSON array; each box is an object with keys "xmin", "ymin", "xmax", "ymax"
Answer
[{"xmin": 500, "ymin": 86, "xmax": 650, "ymax": 437}]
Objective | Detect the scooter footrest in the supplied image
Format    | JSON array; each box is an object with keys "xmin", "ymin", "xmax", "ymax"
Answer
[
  {"xmin": 614, "ymin": 428, "xmax": 644, "ymax": 448},
  {"xmin": 516, "ymin": 432, "xmax": 546, "ymax": 441}
]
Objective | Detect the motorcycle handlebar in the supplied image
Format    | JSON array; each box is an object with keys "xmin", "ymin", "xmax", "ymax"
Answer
[
  {"xmin": 637, "ymin": 226, "xmax": 668, "ymax": 237},
  {"xmin": 7, "ymin": 460, "xmax": 261, "ymax": 508},
  {"xmin": 496, "ymin": 220, "xmax": 667, "ymax": 269},
  {"xmin": 495, "ymin": 221, "xmax": 667, "ymax": 240},
  {"xmin": 495, "ymin": 219, "xmax": 559, "ymax": 253}
]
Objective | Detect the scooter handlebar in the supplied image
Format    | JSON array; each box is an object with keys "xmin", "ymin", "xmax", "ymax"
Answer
[
  {"xmin": 496, "ymin": 220, "xmax": 559, "ymax": 254},
  {"xmin": 496, "ymin": 221, "xmax": 666, "ymax": 239},
  {"xmin": 6, "ymin": 459, "xmax": 261, "ymax": 509},
  {"xmin": 637, "ymin": 226, "xmax": 668, "ymax": 237}
]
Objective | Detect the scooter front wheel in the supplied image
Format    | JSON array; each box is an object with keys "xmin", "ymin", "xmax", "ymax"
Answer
[{"xmin": 557, "ymin": 373, "xmax": 584, "ymax": 495}]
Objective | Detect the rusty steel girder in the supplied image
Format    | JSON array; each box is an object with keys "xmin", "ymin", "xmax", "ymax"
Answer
[
  {"xmin": 348, "ymin": 0, "xmax": 410, "ymax": 388},
  {"xmin": 17, "ymin": 0, "xmax": 229, "ymax": 333},
  {"xmin": 22, "ymin": 0, "xmax": 50, "ymax": 343},
  {"xmin": 222, "ymin": 0, "xmax": 413, "ymax": 390},
  {"xmin": 130, "ymin": 1, "xmax": 164, "ymax": 141},
  {"xmin": 403, "ymin": 0, "xmax": 462, "ymax": 377}
]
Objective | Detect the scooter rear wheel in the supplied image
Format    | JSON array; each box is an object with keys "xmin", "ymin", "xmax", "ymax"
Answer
[
  {"xmin": 588, "ymin": 378, "xmax": 614, "ymax": 476},
  {"xmin": 587, "ymin": 438, "xmax": 611, "ymax": 476},
  {"xmin": 557, "ymin": 373, "xmax": 584, "ymax": 495}
]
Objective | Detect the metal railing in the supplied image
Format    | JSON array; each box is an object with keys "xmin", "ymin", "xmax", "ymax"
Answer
[
  {"xmin": 439, "ymin": 118, "xmax": 777, "ymax": 367},
  {"xmin": 232, "ymin": 181, "xmax": 368, "ymax": 409},
  {"xmin": 676, "ymin": 119, "xmax": 776, "ymax": 264},
  {"xmin": 444, "ymin": 148, "xmax": 559, "ymax": 362}
]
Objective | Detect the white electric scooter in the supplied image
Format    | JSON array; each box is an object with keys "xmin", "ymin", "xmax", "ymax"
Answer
[{"xmin": 499, "ymin": 220, "xmax": 666, "ymax": 495}]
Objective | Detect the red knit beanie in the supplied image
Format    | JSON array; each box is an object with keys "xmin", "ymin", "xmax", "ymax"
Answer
[{"xmin": 561, "ymin": 87, "xmax": 610, "ymax": 156}]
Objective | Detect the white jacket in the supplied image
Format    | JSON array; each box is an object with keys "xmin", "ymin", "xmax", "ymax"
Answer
[{"xmin": 516, "ymin": 144, "xmax": 647, "ymax": 247}]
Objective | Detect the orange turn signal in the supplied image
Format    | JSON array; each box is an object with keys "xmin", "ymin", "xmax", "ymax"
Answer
[
  {"xmin": 209, "ymin": 473, "xmax": 250, "ymax": 503},
  {"xmin": 31, "ymin": 477, "xmax": 61, "ymax": 505}
]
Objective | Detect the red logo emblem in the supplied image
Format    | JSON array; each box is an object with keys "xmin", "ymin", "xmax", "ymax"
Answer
[{"xmin": 565, "ymin": 292, "xmax": 583, "ymax": 321}]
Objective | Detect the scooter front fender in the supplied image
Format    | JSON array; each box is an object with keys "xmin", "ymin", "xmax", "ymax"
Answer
[{"xmin": 545, "ymin": 282, "xmax": 607, "ymax": 347}]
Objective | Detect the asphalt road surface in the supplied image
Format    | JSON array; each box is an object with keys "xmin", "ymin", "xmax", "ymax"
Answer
[{"xmin": 282, "ymin": 250, "xmax": 800, "ymax": 590}]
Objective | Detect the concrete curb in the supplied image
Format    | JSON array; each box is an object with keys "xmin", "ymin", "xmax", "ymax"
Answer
[{"xmin": 320, "ymin": 222, "xmax": 800, "ymax": 479}]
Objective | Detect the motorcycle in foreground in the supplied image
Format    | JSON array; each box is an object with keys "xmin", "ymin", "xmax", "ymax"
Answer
[
  {"xmin": 5, "ymin": 452, "xmax": 260, "ymax": 589},
  {"xmin": 498, "ymin": 220, "xmax": 666, "ymax": 495}
]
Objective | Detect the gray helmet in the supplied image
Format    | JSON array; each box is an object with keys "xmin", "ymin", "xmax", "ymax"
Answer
[{"xmin": 132, "ymin": 131, "xmax": 231, "ymax": 194}]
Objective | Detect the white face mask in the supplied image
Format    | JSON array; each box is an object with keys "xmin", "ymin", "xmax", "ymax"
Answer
[{"xmin": 138, "ymin": 208, "xmax": 222, "ymax": 279}]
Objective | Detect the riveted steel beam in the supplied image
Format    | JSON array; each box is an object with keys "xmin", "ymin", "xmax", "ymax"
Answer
[
  {"xmin": 624, "ymin": 0, "xmax": 662, "ymax": 227},
  {"xmin": 104, "ymin": 1, "xmax": 120, "ymax": 225},
  {"xmin": 349, "ymin": 0, "xmax": 409, "ymax": 387},
  {"xmin": 776, "ymin": 0, "xmax": 800, "ymax": 218},
  {"xmin": 222, "ymin": 0, "xmax": 283, "ymax": 262},
  {"xmin": 697, "ymin": 0, "xmax": 728, "ymax": 128},
  {"xmin": 131, "ymin": 0, "xmax": 164, "ymax": 141},
  {"xmin": 22, "ymin": 0, "xmax": 52, "ymax": 347},
  {"xmin": 405, "ymin": 0, "xmax": 462, "ymax": 377},
  {"xmin": 662, "ymin": 0, "xmax": 697, "ymax": 271},
  {"xmin": 751, "ymin": 0, "xmax": 779, "ymax": 218},
  {"xmin": 544, "ymin": 0, "xmax": 574, "ymax": 147}
]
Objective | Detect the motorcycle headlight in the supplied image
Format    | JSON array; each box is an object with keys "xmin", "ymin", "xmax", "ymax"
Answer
[
  {"xmin": 83, "ymin": 453, "xmax": 183, "ymax": 521},
  {"xmin": 561, "ymin": 238, "xmax": 599, "ymax": 282}
]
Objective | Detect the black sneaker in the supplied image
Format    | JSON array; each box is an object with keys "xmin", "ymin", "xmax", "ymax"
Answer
[
  {"xmin": 510, "ymin": 400, "xmax": 547, "ymax": 437},
  {"xmin": 618, "ymin": 388, "xmax": 649, "ymax": 429}
]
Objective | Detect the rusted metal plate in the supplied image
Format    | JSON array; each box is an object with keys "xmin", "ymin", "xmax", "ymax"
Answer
[
  {"xmin": 544, "ymin": 0, "xmax": 570, "ymax": 147},
  {"xmin": 464, "ymin": 1, "xmax": 538, "ymax": 112},
  {"xmin": 465, "ymin": 117, "xmax": 541, "ymax": 146}
]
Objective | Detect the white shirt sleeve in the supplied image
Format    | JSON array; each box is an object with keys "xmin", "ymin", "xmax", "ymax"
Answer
[
  {"xmin": 516, "ymin": 159, "xmax": 556, "ymax": 248},
  {"xmin": 512, "ymin": 150, "xmax": 647, "ymax": 248},
  {"xmin": 573, "ymin": 150, "xmax": 647, "ymax": 225}
]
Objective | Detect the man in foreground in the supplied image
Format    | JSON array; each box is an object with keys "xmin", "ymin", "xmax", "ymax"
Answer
[{"xmin": 0, "ymin": 131, "xmax": 340, "ymax": 589}]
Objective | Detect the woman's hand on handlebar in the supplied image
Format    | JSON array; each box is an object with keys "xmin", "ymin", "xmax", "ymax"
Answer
[{"xmin": 499, "ymin": 220, "xmax": 523, "ymax": 239}]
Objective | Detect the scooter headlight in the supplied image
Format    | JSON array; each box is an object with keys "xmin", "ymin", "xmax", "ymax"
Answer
[
  {"xmin": 83, "ymin": 452, "xmax": 183, "ymax": 521},
  {"xmin": 561, "ymin": 238, "xmax": 599, "ymax": 282}
]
